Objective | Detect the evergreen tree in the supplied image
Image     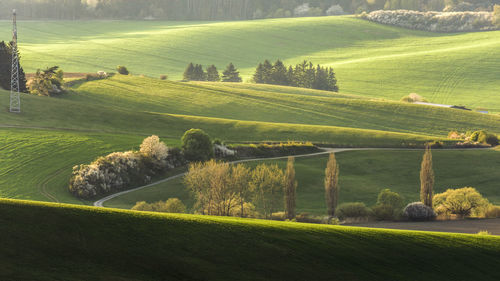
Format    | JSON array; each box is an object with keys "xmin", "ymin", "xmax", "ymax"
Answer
[
  {"xmin": 0, "ymin": 41, "xmax": 27, "ymax": 92},
  {"xmin": 193, "ymin": 64, "xmax": 206, "ymax": 81},
  {"xmin": 222, "ymin": 63, "xmax": 242, "ymax": 82},
  {"xmin": 325, "ymin": 153, "xmax": 340, "ymax": 219},
  {"xmin": 271, "ymin": 59, "xmax": 288, "ymax": 85},
  {"xmin": 262, "ymin": 60, "xmax": 273, "ymax": 84},
  {"xmin": 284, "ymin": 157, "xmax": 297, "ymax": 220},
  {"xmin": 253, "ymin": 63, "xmax": 265, "ymax": 83},
  {"xmin": 183, "ymin": 62, "xmax": 195, "ymax": 81},
  {"xmin": 206, "ymin": 65, "xmax": 220, "ymax": 81},
  {"xmin": 327, "ymin": 67, "xmax": 339, "ymax": 92},
  {"xmin": 420, "ymin": 144, "xmax": 434, "ymax": 208}
]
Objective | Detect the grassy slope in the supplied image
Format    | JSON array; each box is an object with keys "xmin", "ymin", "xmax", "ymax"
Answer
[
  {"xmin": 107, "ymin": 149, "xmax": 500, "ymax": 213},
  {"xmin": 1, "ymin": 73, "xmax": 500, "ymax": 204},
  {"xmin": 1, "ymin": 17, "xmax": 499, "ymax": 111},
  {"xmin": 1, "ymin": 199, "xmax": 499, "ymax": 281}
]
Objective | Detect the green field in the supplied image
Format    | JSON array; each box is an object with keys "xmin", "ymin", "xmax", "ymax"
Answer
[
  {"xmin": 0, "ymin": 16, "xmax": 500, "ymax": 208},
  {"xmin": 1, "ymin": 16, "xmax": 499, "ymax": 111},
  {"xmin": 0, "ymin": 72, "xmax": 499, "ymax": 204},
  {"xmin": 1, "ymin": 199, "xmax": 499, "ymax": 281},
  {"xmin": 106, "ymin": 149, "xmax": 500, "ymax": 214}
]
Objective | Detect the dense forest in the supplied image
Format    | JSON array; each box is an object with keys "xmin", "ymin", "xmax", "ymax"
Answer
[{"xmin": 1, "ymin": 0, "xmax": 499, "ymax": 20}]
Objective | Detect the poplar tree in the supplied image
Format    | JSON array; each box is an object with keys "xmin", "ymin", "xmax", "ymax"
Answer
[
  {"xmin": 325, "ymin": 153, "xmax": 339, "ymax": 219},
  {"xmin": 284, "ymin": 157, "xmax": 297, "ymax": 220},
  {"xmin": 420, "ymin": 144, "xmax": 434, "ymax": 208}
]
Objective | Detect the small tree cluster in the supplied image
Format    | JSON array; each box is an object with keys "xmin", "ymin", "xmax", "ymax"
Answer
[
  {"xmin": 184, "ymin": 160, "xmax": 290, "ymax": 218},
  {"xmin": 132, "ymin": 198, "xmax": 186, "ymax": 213},
  {"xmin": 29, "ymin": 66, "xmax": 65, "ymax": 97},
  {"xmin": 183, "ymin": 63, "xmax": 241, "ymax": 82},
  {"xmin": 372, "ymin": 188, "xmax": 404, "ymax": 220},
  {"xmin": 253, "ymin": 60, "xmax": 338, "ymax": 92},
  {"xmin": 69, "ymin": 135, "xmax": 177, "ymax": 199}
]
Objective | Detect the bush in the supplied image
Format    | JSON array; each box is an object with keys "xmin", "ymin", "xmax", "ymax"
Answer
[
  {"xmin": 160, "ymin": 74, "xmax": 168, "ymax": 80},
  {"xmin": 485, "ymin": 205, "xmax": 500, "ymax": 218},
  {"xmin": 470, "ymin": 130, "xmax": 498, "ymax": 146},
  {"xmin": 434, "ymin": 187, "xmax": 490, "ymax": 218},
  {"xmin": 403, "ymin": 202, "xmax": 436, "ymax": 221},
  {"xmin": 400, "ymin": 93, "xmax": 427, "ymax": 103},
  {"xmin": 181, "ymin": 129, "xmax": 214, "ymax": 162},
  {"xmin": 29, "ymin": 66, "xmax": 65, "ymax": 97},
  {"xmin": 295, "ymin": 213, "xmax": 323, "ymax": 224},
  {"xmin": 116, "ymin": 66, "xmax": 129, "ymax": 75},
  {"xmin": 132, "ymin": 198, "xmax": 186, "ymax": 213},
  {"xmin": 231, "ymin": 142, "xmax": 319, "ymax": 158},
  {"xmin": 335, "ymin": 202, "xmax": 371, "ymax": 220},
  {"xmin": 373, "ymin": 189, "xmax": 404, "ymax": 220},
  {"xmin": 69, "ymin": 136, "xmax": 177, "ymax": 199}
]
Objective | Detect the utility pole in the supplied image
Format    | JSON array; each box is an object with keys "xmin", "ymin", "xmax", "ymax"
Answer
[{"xmin": 10, "ymin": 9, "xmax": 21, "ymax": 113}]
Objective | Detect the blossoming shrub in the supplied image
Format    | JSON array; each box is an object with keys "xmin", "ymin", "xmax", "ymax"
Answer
[
  {"xmin": 403, "ymin": 202, "xmax": 436, "ymax": 221},
  {"xmin": 69, "ymin": 136, "xmax": 179, "ymax": 199},
  {"xmin": 363, "ymin": 10, "xmax": 496, "ymax": 32}
]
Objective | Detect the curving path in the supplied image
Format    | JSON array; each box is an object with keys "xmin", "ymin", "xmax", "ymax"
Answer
[{"xmin": 94, "ymin": 147, "xmax": 449, "ymax": 208}]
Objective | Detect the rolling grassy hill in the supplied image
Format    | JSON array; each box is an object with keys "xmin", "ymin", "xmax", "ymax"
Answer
[
  {"xmin": 1, "ymin": 199, "xmax": 499, "ymax": 281},
  {"xmin": 106, "ymin": 149, "xmax": 500, "ymax": 213},
  {"xmin": 1, "ymin": 16, "xmax": 499, "ymax": 111},
  {"xmin": 1, "ymin": 74, "xmax": 499, "ymax": 204}
]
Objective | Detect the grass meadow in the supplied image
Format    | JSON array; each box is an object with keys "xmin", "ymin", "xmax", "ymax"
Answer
[
  {"xmin": 106, "ymin": 149, "xmax": 500, "ymax": 214},
  {"xmin": 1, "ymin": 16, "xmax": 499, "ymax": 111},
  {"xmin": 0, "ymin": 199, "xmax": 499, "ymax": 281}
]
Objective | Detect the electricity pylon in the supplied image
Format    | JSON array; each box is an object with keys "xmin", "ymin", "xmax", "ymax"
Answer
[{"xmin": 10, "ymin": 9, "xmax": 21, "ymax": 113}]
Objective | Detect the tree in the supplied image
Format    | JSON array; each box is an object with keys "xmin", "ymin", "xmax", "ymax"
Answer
[
  {"xmin": 183, "ymin": 62, "xmax": 195, "ymax": 80},
  {"xmin": 434, "ymin": 187, "xmax": 490, "ymax": 218},
  {"xmin": 0, "ymin": 41, "xmax": 27, "ymax": 92},
  {"xmin": 206, "ymin": 65, "xmax": 220, "ymax": 81},
  {"xmin": 325, "ymin": 153, "xmax": 339, "ymax": 219},
  {"xmin": 222, "ymin": 63, "xmax": 242, "ymax": 82},
  {"xmin": 29, "ymin": 66, "xmax": 65, "ymax": 97},
  {"xmin": 140, "ymin": 135, "xmax": 168, "ymax": 161},
  {"xmin": 494, "ymin": 5, "xmax": 500, "ymax": 28},
  {"xmin": 193, "ymin": 64, "xmax": 206, "ymax": 81},
  {"xmin": 181, "ymin": 128, "xmax": 214, "ymax": 162},
  {"xmin": 271, "ymin": 59, "xmax": 289, "ymax": 85},
  {"xmin": 372, "ymin": 188, "xmax": 404, "ymax": 220},
  {"xmin": 284, "ymin": 157, "xmax": 297, "ymax": 220},
  {"xmin": 253, "ymin": 63, "xmax": 265, "ymax": 83},
  {"xmin": 231, "ymin": 164, "xmax": 252, "ymax": 217},
  {"xmin": 184, "ymin": 160, "xmax": 246, "ymax": 216},
  {"xmin": 250, "ymin": 164, "xmax": 284, "ymax": 218},
  {"xmin": 420, "ymin": 144, "xmax": 434, "ymax": 208}
]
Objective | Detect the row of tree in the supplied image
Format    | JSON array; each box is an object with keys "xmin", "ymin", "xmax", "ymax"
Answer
[
  {"xmin": 184, "ymin": 152, "xmax": 340, "ymax": 220},
  {"xmin": 254, "ymin": 60, "xmax": 339, "ymax": 92},
  {"xmin": 183, "ymin": 63, "xmax": 242, "ymax": 82},
  {"xmin": 2, "ymin": 0, "xmax": 498, "ymax": 20}
]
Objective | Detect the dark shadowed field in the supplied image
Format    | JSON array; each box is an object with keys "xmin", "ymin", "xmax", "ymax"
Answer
[{"xmin": 345, "ymin": 219, "xmax": 500, "ymax": 235}]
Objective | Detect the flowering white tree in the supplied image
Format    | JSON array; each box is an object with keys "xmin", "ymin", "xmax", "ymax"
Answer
[{"xmin": 140, "ymin": 135, "xmax": 169, "ymax": 161}]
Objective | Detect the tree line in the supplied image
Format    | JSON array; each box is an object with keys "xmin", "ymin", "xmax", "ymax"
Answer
[
  {"xmin": 2, "ymin": 0, "xmax": 499, "ymax": 20},
  {"xmin": 184, "ymin": 153, "xmax": 340, "ymax": 221},
  {"xmin": 254, "ymin": 60, "xmax": 339, "ymax": 92},
  {"xmin": 183, "ymin": 63, "xmax": 242, "ymax": 82}
]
